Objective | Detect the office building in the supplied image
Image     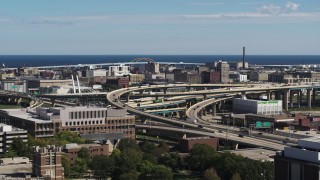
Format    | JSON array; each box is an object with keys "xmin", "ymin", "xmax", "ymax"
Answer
[
  {"xmin": 217, "ymin": 61, "xmax": 230, "ymax": 83},
  {"xmin": 0, "ymin": 124, "xmax": 28, "ymax": 154},
  {"xmin": 108, "ymin": 64, "xmax": 131, "ymax": 77},
  {"xmin": 233, "ymin": 98, "xmax": 283, "ymax": 114},
  {"xmin": 274, "ymin": 137, "xmax": 320, "ymax": 180},
  {"xmin": 0, "ymin": 107, "xmax": 135, "ymax": 139}
]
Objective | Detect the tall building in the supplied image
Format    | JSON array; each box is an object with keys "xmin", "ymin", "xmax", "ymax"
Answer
[
  {"xmin": 33, "ymin": 145, "xmax": 64, "ymax": 180},
  {"xmin": 145, "ymin": 62, "xmax": 160, "ymax": 74},
  {"xmin": 217, "ymin": 60, "xmax": 230, "ymax": 83},
  {"xmin": 0, "ymin": 124, "xmax": 28, "ymax": 154},
  {"xmin": 274, "ymin": 137, "xmax": 320, "ymax": 180}
]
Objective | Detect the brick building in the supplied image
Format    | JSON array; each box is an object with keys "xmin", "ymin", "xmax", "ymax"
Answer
[
  {"xmin": 63, "ymin": 143, "xmax": 113, "ymax": 165},
  {"xmin": 179, "ymin": 137, "xmax": 219, "ymax": 153},
  {"xmin": 33, "ymin": 146, "xmax": 64, "ymax": 180}
]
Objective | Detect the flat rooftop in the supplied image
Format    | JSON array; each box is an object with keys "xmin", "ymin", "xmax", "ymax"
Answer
[
  {"xmin": 0, "ymin": 163, "xmax": 32, "ymax": 177},
  {"xmin": 224, "ymin": 148, "xmax": 276, "ymax": 162}
]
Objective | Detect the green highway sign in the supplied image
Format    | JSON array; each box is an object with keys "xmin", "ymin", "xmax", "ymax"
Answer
[
  {"xmin": 11, "ymin": 85, "xmax": 17, "ymax": 89},
  {"xmin": 256, "ymin": 121, "xmax": 262, "ymax": 128},
  {"xmin": 263, "ymin": 122, "xmax": 271, "ymax": 127}
]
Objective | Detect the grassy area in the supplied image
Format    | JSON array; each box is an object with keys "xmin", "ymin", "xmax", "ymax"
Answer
[{"xmin": 0, "ymin": 104, "xmax": 22, "ymax": 109}]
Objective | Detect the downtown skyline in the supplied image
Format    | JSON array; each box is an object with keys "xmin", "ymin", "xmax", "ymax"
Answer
[{"xmin": 0, "ymin": 0, "xmax": 319, "ymax": 55}]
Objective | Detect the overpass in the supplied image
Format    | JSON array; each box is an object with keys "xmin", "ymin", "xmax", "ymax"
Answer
[{"xmin": 107, "ymin": 83, "xmax": 320, "ymax": 148}]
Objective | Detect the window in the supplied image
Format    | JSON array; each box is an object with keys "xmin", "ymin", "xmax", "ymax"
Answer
[
  {"xmin": 75, "ymin": 112, "xmax": 77, "ymax": 119},
  {"xmin": 98, "ymin": 111, "xmax": 100, "ymax": 118},
  {"xmin": 79, "ymin": 112, "xmax": 81, "ymax": 119},
  {"xmin": 83, "ymin": 111, "xmax": 86, "ymax": 118},
  {"xmin": 65, "ymin": 122, "xmax": 68, "ymax": 126},
  {"xmin": 87, "ymin": 111, "xmax": 89, "ymax": 118},
  {"xmin": 70, "ymin": 112, "xmax": 73, "ymax": 119}
]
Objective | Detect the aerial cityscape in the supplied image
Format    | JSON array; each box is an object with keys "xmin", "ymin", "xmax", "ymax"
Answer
[{"xmin": 0, "ymin": 1, "xmax": 320, "ymax": 180}]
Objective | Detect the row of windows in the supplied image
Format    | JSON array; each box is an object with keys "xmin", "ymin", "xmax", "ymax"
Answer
[
  {"xmin": 65, "ymin": 119, "xmax": 133, "ymax": 126},
  {"xmin": 70, "ymin": 110, "xmax": 107, "ymax": 119},
  {"xmin": 63, "ymin": 127, "xmax": 134, "ymax": 133}
]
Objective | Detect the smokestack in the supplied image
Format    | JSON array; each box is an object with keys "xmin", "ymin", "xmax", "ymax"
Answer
[{"xmin": 242, "ymin": 46, "xmax": 245, "ymax": 69}]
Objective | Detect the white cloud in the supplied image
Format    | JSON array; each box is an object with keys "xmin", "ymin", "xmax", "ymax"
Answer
[
  {"xmin": 257, "ymin": 4, "xmax": 282, "ymax": 15},
  {"xmin": 286, "ymin": 2, "xmax": 300, "ymax": 11}
]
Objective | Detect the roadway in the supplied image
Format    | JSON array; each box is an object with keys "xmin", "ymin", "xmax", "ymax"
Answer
[{"xmin": 136, "ymin": 124, "xmax": 286, "ymax": 151}]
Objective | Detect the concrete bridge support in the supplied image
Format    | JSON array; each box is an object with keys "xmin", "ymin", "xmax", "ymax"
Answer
[
  {"xmin": 312, "ymin": 89, "xmax": 316, "ymax": 107},
  {"xmin": 283, "ymin": 90, "xmax": 289, "ymax": 111},
  {"xmin": 163, "ymin": 88, "xmax": 167, "ymax": 94},
  {"xmin": 297, "ymin": 90, "xmax": 302, "ymax": 108},
  {"xmin": 203, "ymin": 94, "xmax": 207, "ymax": 100},
  {"xmin": 199, "ymin": 109, "xmax": 203, "ymax": 117},
  {"xmin": 290, "ymin": 90, "xmax": 294, "ymax": 108},
  {"xmin": 51, "ymin": 98, "xmax": 56, "ymax": 107},
  {"xmin": 212, "ymin": 102, "xmax": 217, "ymax": 116},
  {"xmin": 307, "ymin": 89, "xmax": 312, "ymax": 108},
  {"xmin": 266, "ymin": 90, "xmax": 271, "ymax": 100}
]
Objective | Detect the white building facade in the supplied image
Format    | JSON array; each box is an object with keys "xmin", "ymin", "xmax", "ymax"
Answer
[{"xmin": 233, "ymin": 98, "xmax": 283, "ymax": 114}]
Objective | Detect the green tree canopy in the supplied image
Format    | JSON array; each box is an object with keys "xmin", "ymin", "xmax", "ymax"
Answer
[
  {"xmin": 203, "ymin": 167, "xmax": 221, "ymax": 180},
  {"xmin": 186, "ymin": 144, "xmax": 217, "ymax": 171},
  {"xmin": 92, "ymin": 155, "xmax": 114, "ymax": 179}
]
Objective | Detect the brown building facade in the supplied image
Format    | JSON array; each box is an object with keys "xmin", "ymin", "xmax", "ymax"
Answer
[
  {"xmin": 33, "ymin": 146, "xmax": 64, "ymax": 180},
  {"xmin": 179, "ymin": 137, "xmax": 219, "ymax": 153}
]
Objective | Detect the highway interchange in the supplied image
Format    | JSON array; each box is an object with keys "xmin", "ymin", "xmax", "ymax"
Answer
[{"xmin": 106, "ymin": 83, "xmax": 320, "ymax": 151}]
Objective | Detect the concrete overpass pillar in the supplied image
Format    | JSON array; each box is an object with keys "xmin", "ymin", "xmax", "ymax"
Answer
[
  {"xmin": 126, "ymin": 94, "xmax": 130, "ymax": 102},
  {"xmin": 312, "ymin": 89, "xmax": 316, "ymax": 107},
  {"xmin": 222, "ymin": 100, "xmax": 225, "ymax": 111},
  {"xmin": 51, "ymin": 98, "xmax": 56, "ymax": 107},
  {"xmin": 199, "ymin": 109, "xmax": 203, "ymax": 117},
  {"xmin": 307, "ymin": 89, "xmax": 312, "ymax": 108},
  {"xmin": 212, "ymin": 102, "xmax": 216, "ymax": 116},
  {"xmin": 290, "ymin": 90, "xmax": 294, "ymax": 108},
  {"xmin": 203, "ymin": 108, "xmax": 207, "ymax": 116},
  {"xmin": 163, "ymin": 88, "xmax": 167, "ymax": 94},
  {"xmin": 266, "ymin": 90, "xmax": 271, "ymax": 100},
  {"xmin": 297, "ymin": 90, "xmax": 302, "ymax": 108},
  {"xmin": 283, "ymin": 90, "xmax": 289, "ymax": 111},
  {"xmin": 203, "ymin": 94, "xmax": 207, "ymax": 100}
]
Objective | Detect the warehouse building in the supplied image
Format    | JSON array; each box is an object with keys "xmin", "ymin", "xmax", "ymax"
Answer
[{"xmin": 233, "ymin": 98, "xmax": 283, "ymax": 114}]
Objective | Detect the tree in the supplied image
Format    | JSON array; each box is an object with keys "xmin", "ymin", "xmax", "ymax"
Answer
[
  {"xmin": 119, "ymin": 170, "xmax": 139, "ymax": 180},
  {"xmin": 140, "ymin": 141, "xmax": 156, "ymax": 153},
  {"xmin": 138, "ymin": 161, "xmax": 173, "ymax": 180},
  {"xmin": 186, "ymin": 144, "xmax": 217, "ymax": 171},
  {"xmin": 231, "ymin": 172, "xmax": 242, "ymax": 180},
  {"xmin": 118, "ymin": 138, "xmax": 139, "ymax": 152},
  {"xmin": 78, "ymin": 147, "xmax": 91, "ymax": 163},
  {"xmin": 150, "ymin": 164, "xmax": 173, "ymax": 180},
  {"xmin": 203, "ymin": 167, "xmax": 221, "ymax": 180},
  {"xmin": 3, "ymin": 146, "xmax": 17, "ymax": 158},
  {"xmin": 72, "ymin": 158, "xmax": 88, "ymax": 177},
  {"xmin": 158, "ymin": 152, "xmax": 181, "ymax": 171},
  {"xmin": 61, "ymin": 155, "xmax": 72, "ymax": 178},
  {"xmin": 112, "ymin": 148, "xmax": 143, "ymax": 178},
  {"xmin": 92, "ymin": 155, "xmax": 114, "ymax": 179},
  {"xmin": 152, "ymin": 141, "xmax": 170, "ymax": 158}
]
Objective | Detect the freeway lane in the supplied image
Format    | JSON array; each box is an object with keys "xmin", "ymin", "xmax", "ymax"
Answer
[{"xmin": 136, "ymin": 125, "xmax": 286, "ymax": 151}]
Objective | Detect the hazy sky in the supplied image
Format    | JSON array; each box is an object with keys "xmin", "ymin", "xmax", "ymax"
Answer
[{"xmin": 1, "ymin": 0, "xmax": 319, "ymax": 55}]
